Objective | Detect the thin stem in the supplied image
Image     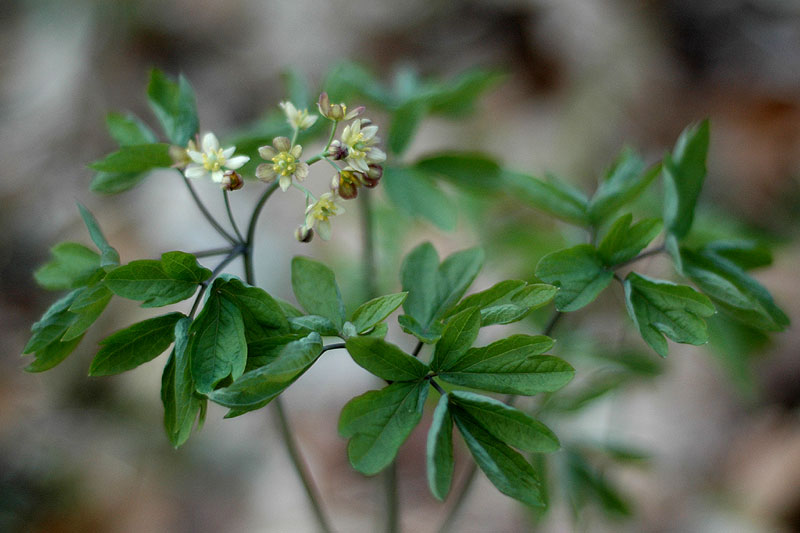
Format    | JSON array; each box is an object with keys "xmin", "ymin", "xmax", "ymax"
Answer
[
  {"xmin": 292, "ymin": 182, "xmax": 317, "ymax": 202},
  {"xmin": 305, "ymin": 121, "xmax": 339, "ymax": 165},
  {"xmin": 437, "ymin": 309, "xmax": 563, "ymax": 533},
  {"xmin": 191, "ymin": 246, "xmax": 236, "ymax": 258},
  {"xmin": 613, "ymin": 244, "xmax": 666, "ymax": 269},
  {"xmin": 322, "ymin": 342, "xmax": 346, "ymax": 352},
  {"xmin": 273, "ymin": 397, "xmax": 334, "ymax": 533},
  {"xmin": 385, "ymin": 462, "xmax": 399, "ymax": 533},
  {"xmin": 188, "ymin": 247, "xmax": 244, "ymax": 318},
  {"xmin": 322, "ymin": 157, "xmax": 343, "ymax": 173},
  {"xmin": 360, "ymin": 191, "xmax": 378, "ymax": 302},
  {"xmin": 243, "ymin": 181, "xmax": 280, "ymax": 285},
  {"xmin": 223, "ymin": 190, "xmax": 245, "ymax": 243},
  {"xmin": 412, "ymin": 341, "xmax": 424, "ymax": 357},
  {"xmin": 429, "ymin": 378, "xmax": 447, "ymax": 396},
  {"xmin": 181, "ymin": 174, "xmax": 237, "ymax": 244}
]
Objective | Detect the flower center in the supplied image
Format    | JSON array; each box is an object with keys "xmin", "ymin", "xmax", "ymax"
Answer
[
  {"xmin": 272, "ymin": 152, "xmax": 297, "ymax": 176},
  {"xmin": 202, "ymin": 148, "xmax": 227, "ymax": 172}
]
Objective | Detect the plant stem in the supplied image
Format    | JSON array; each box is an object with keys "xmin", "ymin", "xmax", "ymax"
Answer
[
  {"xmin": 243, "ymin": 181, "xmax": 280, "ymax": 285},
  {"xmin": 613, "ymin": 244, "xmax": 666, "ymax": 269},
  {"xmin": 188, "ymin": 247, "xmax": 244, "ymax": 318},
  {"xmin": 360, "ymin": 191, "xmax": 378, "ymax": 303},
  {"xmin": 436, "ymin": 309, "xmax": 563, "ymax": 533},
  {"xmin": 181, "ymin": 174, "xmax": 237, "ymax": 244},
  {"xmin": 385, "ymin": 461, "xmax": 399, "ymax": 533},
  {"xmin": 241, "ymin": 180, "xmax": 333, "ymax": 532},
  {"xmin": 191, "ymin": 246, "xmax": 236, "ymax": 258},
  {"xmin": 223, "ymin": 190, "xmax": 245, "ymax": 243},
  {"xmin": 273, "ymin": 397, "xmax": 334, "ymax": 533}
]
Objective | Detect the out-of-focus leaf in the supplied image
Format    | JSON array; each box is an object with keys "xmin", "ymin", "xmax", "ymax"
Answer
[
  {"xmin": 597, "ymin": 214, "xmax": 662, "ymax": 266},
  {"xmin": 426, "ymin": 395, "xmax": 454, "ymax": 501},
  {"xmin": 383, "ymin": 167, "xmax": 457, "ymax": 230},
  {"xmin": 536, "ymin": 245, "xmax": 613, "ymax": 311},
  {"xmin": 662, "ymin": 120, "xmax": 710, "ymax": 240},
  {"xmin": 146, "ymin": 69, "xmax": 199, "ymax": 146},
  {"xmin": 34, "ymin": 242, "xmax": 100, "ymax": 291}
]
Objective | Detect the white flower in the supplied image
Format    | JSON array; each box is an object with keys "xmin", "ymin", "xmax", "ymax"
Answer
[
  {"xmin": 256, "ymin": 137, "xmax": 309, "ymax": 191},
  {"xmin": 184, "ymin": 132, "xmax": 250, "ymax": 183},
  {"xmin": 304, "ymin": 192, "xmax": 344, "ymax": 241},
  {"xmin": 340, "ymin": 119, "xmax": 386, "ymax": 173},
  {"xmin": 280, "ymin": 101, "xmax": 318, "ymax": 130}
]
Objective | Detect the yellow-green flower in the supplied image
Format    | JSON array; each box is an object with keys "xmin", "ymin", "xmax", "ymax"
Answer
[
  {"xmin": 304, "ymin": 192, "xmax": 344, "ymax": 241},
  {"xmin": 280, "ymin": 101, "xmax": 317, "ymax": 130},
  {"xmin": 317, "ymin": 92, "xmax": 364, "ymax": 121},
  {"xmin": 184, "ymin": 133, "xmax": 249, "ymax": 183},
  {"xmin": 341, "ymin": 119, "xmax": 386, "ymax": 173},
  {"xmin": 256, "ymin": 137, "xmax": 309, "ymax": 191}
]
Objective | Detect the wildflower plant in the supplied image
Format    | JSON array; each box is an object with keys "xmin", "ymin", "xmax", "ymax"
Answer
[{"xmin": 23, "ymin": 64, "xmax": 790, "ymax": 532}]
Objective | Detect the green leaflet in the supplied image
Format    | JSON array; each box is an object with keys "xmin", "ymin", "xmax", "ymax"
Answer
[
  {"xmin": 90, "ymin": 172, "xmax": 152, "ymax": 195},
  {"xmin": 161, "ymin": 317, "xmax": 206, "ymax": 447},
  {"xmin": 90, "ymin": 312, "xmax": 183, "ymax": 376},
  {"xmin": 536, "ymin": 245, "xmax": 613, "ymax": 311},
  {"xmin": 438, "ymin": 335, "xmax": 574, "ymax": 395},
  {"xmin": 289, "ymin": 315, "xmax": 339, "ymax": 337},
  {"xmin": 453, "ymin": 410, "xmax": 545, "ymax": 507},
  {"xmin": 426, "ymin": 395, "xmax": 454, "ymax": 501},
  {"xmin": 338, "ymin": 380, "xmax": 429, "ymax": 475},
  {"xmin": 162, "ymin": 251, "xmax": 213, "ymax": 283},
  {"xmin": 291, "ymin": 256, "xmax": 346, "ymax": 330},
  {"xmin": 25, "ymin": 334, "xmax": 84, "ymax": 373},
  {"xmin": 502, "ymin": 170, "xmax": 589, "ymax": 226},
  {"xmin": 450, "ymin": 391, "xmax": 559, "ymax": 453},
  {"xmin": 146, "ymin": 69, "xmax": 199, "ymax": 146},
  {"xmin": 681, "ymin": 247, "xmax": 788, "ymax": 332},
  {"xmin": 389, "ymin": 100, "xmax": 427, "ymax": 155},
  {"xmin": 345, "ymin": 337, "xmax": 429, "ymax": 381},
  {"xmin": 245, "ymin": 334, "xmax": 305, "ymax": 372},
  {"xmin": 399, "ymin": 242, "xmax": 484, "ymax": 343},
  {"xmin": 597, "ymin": 214, "xmax": 662, "ymax": 266},
  {"xmin": 23, "ymin": 291, "xmax": 82, "ymax": 355},
  {"xmin": 216, "ymin": 276, "xmax": 289, "ymax": 342},
  {"xmin": 77, "ymin": 203, "xmax": 120, "ymax": 266},
  {"xmin": 382, "ymin": 166, "xmax": 457, "ymax": 230},
  {"xmin": 349, "ymin": 292, "xmax": 408, "ymax": 334},
  {"xmin": 623, "ymin": 272, "xmax": 716, "ymax": 357},
  {"xmin": 208, "ymin": 333, "xmax": 323, "ymax": 415},
  {"xmin": 413, "ymin": 152, "xmax": 502, "ymax": 192},
  {"xmin": 446, "ymin": 280, "xmax": 557, "ymax": 327},
  {"xmin": 34, "ymin": 242, "xmax": 100, "ymax": 291},
  {"xmin": 105, "ymin": 260, "xmax": 199, "ymax": 308},
  {"xmin": 89, "ymin": 143, "xmax": 173, "ymax": 173},
  {"xmin": 431, "ymin": 307, "xmax": 481, "ymax": 372},
  {"xmin": 662, "ymin": 120, "xmax": 710, "ymax": 240},
  {"xmin": 105, "ymin": 111, "xmax": 158, "ymax": 146},
  {"xmin": 588, "ymin": 148, "xmax": 658, "ymax": 223},
  {"xmin": 62, "ymin": 284, "xmax": 113, "ymax": 341},
  {"xmin": 565, "ymin": 448, "xmax": 632, "ymax": 517}
]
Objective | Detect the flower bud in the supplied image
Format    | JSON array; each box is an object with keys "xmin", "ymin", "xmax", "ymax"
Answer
[
  {"xmin": 317, "ymin": 92, "xmax": 364, "ymax": 121},
  {"xmin": 221, "ymin": 170, "xmax": 244, "ymax": 191},
  {"xmin": 328, "ymin": 140, "xmax": 349, "ymax": 160},
  {"xmin": 295, "ymin": 225, "xmax": 314, "ymax": 243},
  {"xmin": 334, "ymin": 170, "xmax": 359, "ymax": 199},
  {"xmin": 169, "ymin": 145, "xmax": 192, "ymax": 168},
  {"xmin": 363, "ymin": 164, "xmax": 383, "ymax": 188}
]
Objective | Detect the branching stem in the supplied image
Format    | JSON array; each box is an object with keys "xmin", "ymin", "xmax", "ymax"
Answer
[{"xmin": 181, "ymin": 173, "xmax": 237, "ymax": 244}]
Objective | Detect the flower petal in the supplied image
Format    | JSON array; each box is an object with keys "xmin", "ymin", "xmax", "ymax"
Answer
[
  {"xmin": 184, "ymin": 165, "xmax": 207, "ymax": 179},
  {"xmin": 367, "ymin": 147, "xmax": 387, "ymax": 163},
  {"xmin": 225, "ymin": 155, "xmax": 250, "ymax": 170},
  {"xmin": 317, "ymin": 220, "xmax": 331, "ymax": 241},
  {"xmin": 294, "ymin": 163, "xmax": 309, "ymax": 180},
  {"xmin": 279, "ymin": 176, "xmax": 291, "ymax": 191},
  {"xmin": 211, "ymin": 170, "xmax": 224, "ymax": 183},
  {"xmin": 187, "ymin": 150, "xmax": 205, "ymax": 164},
  {"xmin": 258, "ymin": 145, "xmax": 277, "ymax": 160},
  {"xmin": 221, "ymin": 146, "xmax": 236, "ymax": 159},
  {"xmin": 290, "ymin": 144, "xmax": 303, "ymax": 158},
  {"xmin": 361, "ymin": 125, "xmax": 378, "ymax": 140},
  {"xmin": 255, "ymin": 163, "xmax": 277, "ymax": 181},
  {"xmin": 202, "ymin": 132, "xmax": 219, "ymax": 153},
  {"xmin": 273, "ymin": 136, "xmax": 291, "ymax": 152}
]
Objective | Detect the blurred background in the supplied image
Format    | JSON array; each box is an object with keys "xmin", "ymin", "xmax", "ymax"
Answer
[{"xmin": 2, "ymin": 0, "xmax": 799, "ymax": 531}]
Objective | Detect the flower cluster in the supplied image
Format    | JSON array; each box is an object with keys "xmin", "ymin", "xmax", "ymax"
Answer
[{"xmin": 176, "ymin": 94, "xmax": 383, "ymax": 243}]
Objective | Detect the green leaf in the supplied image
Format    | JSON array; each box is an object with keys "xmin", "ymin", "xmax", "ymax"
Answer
[
  {"xmin": 146, "ymin": 69, "xmax": 199, "ymax": 146},
  {"xmin": 245, "ymin": 333, "xmax": 305, "ymax": 372},
  {"xmin": 431, "ymin": 308, "xmax": 481, "ymax": 372},
  {"xmin": 105, "ymin": 260, "xmax": 198, "ymax": 308},
  {"xmin": 162, "ymin": 317, "xmax": 205, "ymax": 447},
  {"xmin": 597, "ymin": 214, "xmax": 662, "ymax": 266},
  {"xmin": 565, "ymin": 448, "xmax": 632, "ymax": 517},
  {"xmin": 427, "ymin": 69, "xmax": 505, "ymax": 116},
  {"xmin": 289, "ymin": 315, "xmax": 339, "ymax": 336},
  {"xmin": 105, "ymin": 111, "xmax": 158, "ymax": 146},
  {"xmin": 77, "ymin": 203, "xmax": 120, "ymax": 266},
  {"xmin": 453, "ymin": 411, "xmax": 544, "ymax": 507},
  {"xmin": 389, "ymin": 100, "xmax": 427, "ymax": 155},
  {"xmin": 89, "ymin": 143, "xmax": 172, "ymax": 173},
  {"xmin": 426, "ymin": 395, "xmax": 454, "ymax": 500},
  {"xmin": 349, "ymin": 292, "xmax": 408, "ymax": 334},
  {"xmin": 662, "ymin": 120, "xmax": 710, "ymax": 240},
  {"xmin": 414, "ymin": 152, "xmax": 502, "ymax": 192},
  {"xmin": 291, "ymin": 256, "xmax": 346, "ymax": 330},
  {"xmin": 208, "ymin": 333, "xmax": 323, "ymax": 414},
  {"xmin": 681, "ymin": 247, "xmax": 788, "ymax": 331},
  {"xmin": 323, "ymin": 61, "xmax": 393, "ymax": 107},
  {"xmin": 623, "ymin": 272, "xmax": 716, "ymax": 357},
  {"xmin": 215, "ymin": 276, "xmax": 289, "ymax": 342},
  {"xmin": 190, "ymin": 287, "xmax": 248, "ymax": 393},
  {"xmin": 536, "ymin": 245, "xmax": 613, "ymax": 311},
  {"xmin": 400, "ymin": 243, "xmax": 484, "ymax": 342},
  {"xmin": 447, "ymin": 280, "xmax": 557, "ymax": 326},
  {"xmin": 439, "ymin": 335, "xmax": 574, "ymax": 395},
  {"xmin": 338, "ymin": 380, "xmax": 429, "ymax": 475},
  {"xmin": 23, "ymin": 291, "xmax": 81, "ymax": 354},
  {"xmin": 382, "ymin": 167, "xmax": 457, "ymax": 230},
  {"xmin": 34, "ymin": 242, "xmax": 100, "ymax": 290},
  {"xmin": 703, "ymin": 240, "xmax": 772, "ymax": 270},
  {"xmin": 503, "ymin": 170, "xmax": 588, "ymax": 225},
  {"xmin": 450, "ymin": 391, "xmax": 559, "ymax": 452},
  {"xmin": 161, "ymin": 251, "xmax": 212, "ymax": 283},
  {"xmin": 90, "ymin": 171, "xmax": 151, "ymax": 195},
  {"xmin": 588, "ymin": 149, "xmax": 658, "ymax": 223},
  {"xmin": 345, "ymin": 337, "xmax": 429, "ymax": 381},
  {"xmin": 25, "ymin": 334, "xmax": 84, "ymax": 373},
  {"xmin": 89, "ymin": 313, "xmax": 183, "ymax": 376},
  {"xmin": 62, "ymin": 284, "xmax": 112, "ymax": 341}
]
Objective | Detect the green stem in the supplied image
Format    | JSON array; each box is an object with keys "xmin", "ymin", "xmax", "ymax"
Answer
[
  {"xmin": 181, "ymin": 174, "xmax": 237, "ymax": 244},
  {"xmin": 385, "ymin": 461, "xmax": 399, "ymax": 533},
  {"xmin": 188, "ymin": 246, "xmax": 244, "ymax": 318},
  {"xmin": 223, "ymin": 190, "xmax": 245, "ymax": 243},
  {"xmin": 305, "ymin": 121, "xmax": 339, "ymax": 165},
  {"xmin": 191, "ymin": 246, "xmax": 236, "ymax": 258},
  {"xmin": 243, "ymin": 181, "xmax": 280, "ymax": 285},
  {"xmin": 273, "ymin": 397, "xmax": 335, "ymax": 533}
]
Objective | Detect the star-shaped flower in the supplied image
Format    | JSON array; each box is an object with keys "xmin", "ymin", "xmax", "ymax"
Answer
[
  {"xmin": 184, "ymin": 132, "xmax": 249, "ymax": 184},
  {"xmin": 256, "ymin": 137, "xmax": 309, "ymax": 191}
]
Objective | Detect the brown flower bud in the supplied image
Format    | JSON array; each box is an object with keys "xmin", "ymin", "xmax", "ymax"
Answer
[
  {"xmin": 363, "ymin": 164, "xmax": 383, "ymax": 188},
  {"xmin": 295, "ymin": 225, "xmax": 314, "ymax": 243},
  {"xmin": 328, "ymin": 140, "xmax": 348, "ymax": 160},
  {"xmin": 221, "ymin": 170, "xmax": 244, "ymax": 191}
]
